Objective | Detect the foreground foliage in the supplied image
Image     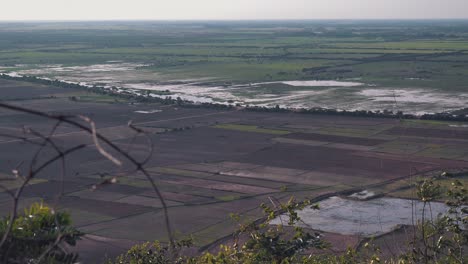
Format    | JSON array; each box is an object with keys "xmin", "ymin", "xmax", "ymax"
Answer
[
  {"xmin": 109, "ymin": 174, "xmax": 467, "ymax": 264},
  {"xmin": 405, "ymin": 176, "xmax": 467, "ymax": 264},
  {"xmin": 0, "ymin": 202, "xmax": 83, "ymax": 263},
  {"xmin": 0, "ymin": 175, "xmax": 465, "ymax": 263}
]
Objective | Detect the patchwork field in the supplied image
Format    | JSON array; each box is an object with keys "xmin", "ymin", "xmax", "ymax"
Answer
[
  {"xmin": 0, "ymin": 78, "xmax": 467, "ymax": 262},
  {"xmin": 1, "ymin": 21, "xmax": 468, "ymax": 114}
]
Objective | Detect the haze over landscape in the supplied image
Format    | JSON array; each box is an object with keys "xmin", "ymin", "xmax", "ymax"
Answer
[
  {"xmin": 0, "ymin": 1, "xmax": 467, "ymax": 263},
  {"xmin": 1, "ymin": 0, "xmax": 468, "ymax": 20}
]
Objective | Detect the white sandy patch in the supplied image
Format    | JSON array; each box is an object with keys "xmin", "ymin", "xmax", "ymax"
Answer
[
  {"xmin": 250, "ymin": 80, "xmax": 365, "ymax": 87},
  {"xmin": 134, "ymin": 110, "xmax": 162, "ymax": 114},
  {"xmin": 349, "ymin": 190, "xmax": 377, "ymax": 200},
  {"xmin": 243, "ymin": 90, "xmax": 333, "ymax": 105},
  {"xmin": 17, "ymin": 63, "xmax": 149, "ymax": 75},
  {"xmin": 359, "ymin": 89, "xmax": 468, "ymax": 107},
  {"xmin": 3, "ymin": 72, "xmax": 22, "ymax": 77},
  {"xmin": 282, "ymin": 80, "xmax": 364, "ymax": 87},
  {"xmin": 125, "ymin": 82, "xmax": 238, "ymax": 103},
  {"xmin": 3, "ymin": 63, "xmax": 467, "ymax": 115}
]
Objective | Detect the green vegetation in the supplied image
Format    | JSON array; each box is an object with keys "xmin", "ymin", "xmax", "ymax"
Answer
[
  {"xmin": 1, "ymin": 180, "xmax": 464, "ymax": 263},
  {"xmin": 1, "ymin": 21, "xmax": 468, "ymax": 88},
  {"xmin": 106, "ymin": 176, "xmax": 467, "ymax": 263},
  {"xmin": 0, "ymin": 21, "xmax": 468, "ymax": 263},
  {"xmin": 0, "ymin": 176, "xmax": 47, "ymax": 191},
  {"xmin": 386, "ymin": 171, "xmax": 468, "ymax": 200},
  {"xmin": 68, "ymin": 94, "xmax": 124, "ymax": 103},
  {"xmin": 0, "ymin": 202, "xmax": 83, "ymax": 263},
  {"xmin": 214, "ymin": 124, "xmax": 290, "ymax": 135},
  {"xmin": 216, "ymin": 195, "xmax": 241, "ymax": 202},
  {"xmin": 400, "ymin": 119, "xmax": 466, "ymax": 127}
]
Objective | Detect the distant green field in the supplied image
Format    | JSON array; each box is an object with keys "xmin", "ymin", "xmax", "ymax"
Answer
[
  {"xmin": 214, "ymin": 124, "xmax": 291, "ymax": 135},
  {"xmin": 401, "ymin": 119, "xmax": 464, "ymax": 127},
  {"xmin": 1, "ymin": 21, "xmax": 468, "ymax": 115},
  {"xmin": 1, "ymin": 21, "xmax": 468, "ymax": 88}
]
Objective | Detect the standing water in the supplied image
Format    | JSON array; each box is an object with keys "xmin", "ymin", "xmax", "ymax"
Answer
[{"xmin": 271, "ymin": 196, "xmax": 449, "ymax": 236}]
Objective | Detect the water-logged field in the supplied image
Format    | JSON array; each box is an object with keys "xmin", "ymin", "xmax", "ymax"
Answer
[
  {"xmin": 2, "ymin": 62, "xmax": 468, "ymax": 114},
  {"xmin": 271, "ymin": 196, "xmax": 449, "ymax": 236},
  {"xmin": 1, "ymin": 77, "xmax": 467, "ymax": 260},
  {"xmin": 1, "ymin": 21, "xmax": 467, "ymax": 261},
  {"xmin": 1, "ymin": 21, "xmax": 468, "ymax": 115}
]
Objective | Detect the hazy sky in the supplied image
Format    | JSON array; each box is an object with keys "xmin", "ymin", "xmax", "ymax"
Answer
[{"xmin": 1, "ymin": 0, "xmax": 467, "ymax": 21}]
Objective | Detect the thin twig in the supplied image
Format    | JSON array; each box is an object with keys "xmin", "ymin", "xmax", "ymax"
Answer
[
  {"xmin": 0, "ymin": 102, "xmax": 174, "ymax": 246},
  {"xmin": 78, "ymin": 115, "xmax": 122, "ymax": 166},
  {"xmin": 0, "ymin": 144, "xmax": 86, "ymax": 250}
]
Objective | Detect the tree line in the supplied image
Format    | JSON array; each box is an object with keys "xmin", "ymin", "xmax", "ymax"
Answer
[{"xmin": 1, "ymin": 73, "xmax": 467, "ymax": 122}]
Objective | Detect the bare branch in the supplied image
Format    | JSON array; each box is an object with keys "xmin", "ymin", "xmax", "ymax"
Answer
[
  {"xmin": 0, "ymin": 144, "xmax": 86, "ymax": 250},
  {"xmin": 78, "ymin": 115, "xmax": 122, "ymax": 166},
  {"xmin": 0, "ymin": 102, "xmax": 175, "ymax": 247},
  {"xmin": 128, "ymin": 121, "xmax": 154, "ymax": 166}
]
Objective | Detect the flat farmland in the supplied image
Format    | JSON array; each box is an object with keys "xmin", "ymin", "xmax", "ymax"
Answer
[
  {"xmin": 1, "ymin": 21, "xmax": 468, "ymax": 115},
  {"xmin": 0, "ymin": 78, "xmax": 468, "ymax": 261},
  {"xmin": 385, "ymin": 126, "xmax": 468, "ymax": 140}
]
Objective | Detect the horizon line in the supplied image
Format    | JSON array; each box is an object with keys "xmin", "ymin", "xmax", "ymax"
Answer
[{"xmin": 1, "ymin": 18, "xmax": 468, "ymax": 23}]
